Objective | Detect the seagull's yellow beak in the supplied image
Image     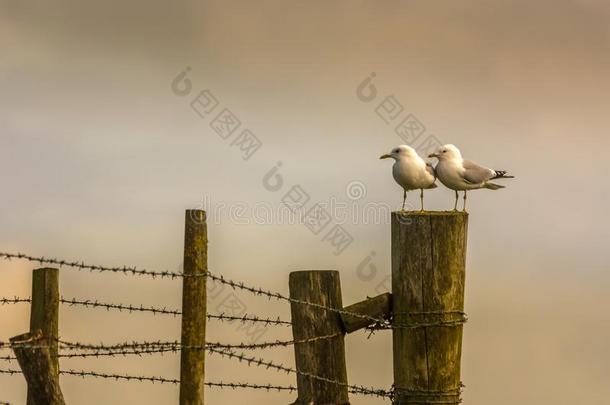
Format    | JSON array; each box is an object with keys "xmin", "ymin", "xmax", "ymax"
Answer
[
  {"xmin": 379, "ymin": 154, "xmax": 391, "ymax": 160},
  {"xmin": 428, "ymin": 153, "xmax": 439, "ymax": 158}
]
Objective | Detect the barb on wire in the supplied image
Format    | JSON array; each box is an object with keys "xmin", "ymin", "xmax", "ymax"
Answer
[
  {"xmin": 0, "ymin": 297, "xmax": 30, "ymax": 305},
  {"xmin": 0, "ymin": 367, "xmax": 296, "ymax": 392}
]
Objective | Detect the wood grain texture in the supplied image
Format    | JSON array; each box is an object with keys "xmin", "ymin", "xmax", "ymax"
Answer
[
  {"xmin": 391, "ymin": 211, "xmax": 468, "ymax": 404},
  {"xmin": 12, "ymin": 330, "xmax": 65, "ymax": 405},
  {"xmin": 28, "ymin": 268, "xmax": 59, "ymax": 405},
  {"xmin": 289, "ymin": 271, "xmax": 350, "ymax": 405},
  {"xmin": 340, "ymin": 293, "xmax": 392, "ymax": 334},
  {"xmin": 180, "ymin": 210, "xmax": 207, "ymax": 405}
]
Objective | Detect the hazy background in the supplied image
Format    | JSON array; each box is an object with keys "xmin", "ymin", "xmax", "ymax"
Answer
[{"xmin": 1, "ymin": 1, "xmax": 609, "ymax": 404}]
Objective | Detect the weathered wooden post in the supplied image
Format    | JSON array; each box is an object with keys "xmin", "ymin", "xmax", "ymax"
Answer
[
  {"xmin": 180, "ymin": 210, "xmax": 207, "ymax": 405},
  {"xmin": 391, "ymin": 212, "xmax": 468, "ymax": 404},
  {"xmin": 28, "ymin": 267, "xmax": 60, "ymax": 405},
  {"xmin": 289, "ymin": 271, "xmax": 349, "ymax": 405},
  {"xmin": 11, "ymin": 330, "xmax": 65, "ymax": 405}
]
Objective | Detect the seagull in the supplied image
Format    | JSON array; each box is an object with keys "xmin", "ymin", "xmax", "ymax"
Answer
[
  {"xmin": 428, "ymin": 144, "xmax": 514, "ymax": 211},
  {"xmin": 380, "ymin": 145, "xmax": 437, "ymax": 211}
]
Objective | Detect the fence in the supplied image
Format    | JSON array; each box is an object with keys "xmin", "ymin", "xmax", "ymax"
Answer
[{"xmin": 0, "ymin": 209, "xmax": 468, "ymax": 405}]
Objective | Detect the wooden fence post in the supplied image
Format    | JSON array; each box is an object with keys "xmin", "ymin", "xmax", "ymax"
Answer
[
  {"xmin": 289, "ymin": 271, "xmax": 349, "ymax": 405},
  {"xmin": 180, "ymin": 210, "xmax": 208, "ymax": 405},
  {"xmin": 28, "ymin": 267, "xmax": 60, "ymax": 405},
  {"xmin": 391, "ymin": 212, "xmax": 468, "ymax": 404},
  {"xmin": 11, "ymin": 330, "xmax": 65, "ymax": 405}
]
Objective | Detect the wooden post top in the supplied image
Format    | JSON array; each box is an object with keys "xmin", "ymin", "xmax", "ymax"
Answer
[{"xmin": 391, "ymin": 210, "xmax": 469, "ymax": 217}]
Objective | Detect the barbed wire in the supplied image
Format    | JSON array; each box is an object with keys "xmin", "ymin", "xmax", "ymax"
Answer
[
  {"xmin": 0, "ymin": 334, "xmax": 342, "ymax": 363},
  {"xmin": 1, "ymin": 332, "xmax": 343, "ymax": 358},
  {"xmin": 0, "ymin": 252, "xmax": 466, "ymax": 331},
  {"xmin": 0, "ymin": 296, "xmax": 291, "ymax": 326},
  {"xmin": 56, "ymin": 332, "xmax": 342, "ymax": 353},
  {"xmin": 0, "ymin": 368, "xmax": 296, "ymax": 392},
  {"xmin": 0, "ymin": 347, "xmax": 178, "ymax": 362},
  {"xmin": 0, "ymin": 252, "xmax": 391, "ymax": 327},
  {"xmin": 0, "ymin": 252, "xmax": 196, "ymax": 279},
  {"xmin": 394, "ymin": 385, "xmax": 464, "ymax": 404},
  {"xmin": 206, "ymin": 346, "xmax": 393, "ymax": 399}
]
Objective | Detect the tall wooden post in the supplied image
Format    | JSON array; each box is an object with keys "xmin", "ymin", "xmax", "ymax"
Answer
[
  {"xmin": 391, "ymin": 212, "xmax": 468, "ymax": 404},
  {"xmin": 180, "ymin": 210, "xmax": 207, "ymax": 405},
  {"xmin": 28, "ymin": 267, "xmax": 59, "ymax": 405},
  {"xmin": 289, "ymin": 271, "xmax": 349, "ymax": 405}
]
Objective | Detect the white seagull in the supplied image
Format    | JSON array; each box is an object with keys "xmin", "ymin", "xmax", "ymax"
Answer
[
  {"xmin": 428, "ymin": 144, "xmax": 514, "ymax": 211},
  {"xmin": 380, "ymin": 145, "xmax": 437, "ymax": 211}
]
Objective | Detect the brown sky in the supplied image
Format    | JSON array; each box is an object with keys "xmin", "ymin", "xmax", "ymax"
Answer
[{"xmin": 1, "ymin": 1, "xmax": 609, "ymax": 404}]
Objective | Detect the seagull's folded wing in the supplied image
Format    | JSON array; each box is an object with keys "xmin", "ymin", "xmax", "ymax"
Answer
[{"xmin": 462, "ymin": 160, "xmax": 495, "ymax": 184}]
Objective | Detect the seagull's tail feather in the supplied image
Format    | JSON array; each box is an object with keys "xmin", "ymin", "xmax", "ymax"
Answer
[
  {"xmin": 428, "ymin": 183, "xmax": 438, "ymax": 189},
  {"xmin": 485, "ymin": 182, "xmax": 505, "ymax": 190},
  {"xmin": 492, "ymin": 170, "xmax": 515, "ymax": 179}
]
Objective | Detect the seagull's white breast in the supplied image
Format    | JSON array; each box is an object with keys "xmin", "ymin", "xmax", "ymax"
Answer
[{"xmin": 392, "ymin": 157, "xmax": 435, "ymax": 190}]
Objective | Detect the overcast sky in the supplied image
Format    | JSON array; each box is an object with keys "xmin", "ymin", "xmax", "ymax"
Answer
[{"xmin": 1, "ymin": 1, "xmax": 609, "ymax": 404}]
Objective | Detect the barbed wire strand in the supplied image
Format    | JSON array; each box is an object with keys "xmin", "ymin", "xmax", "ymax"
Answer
[
  {"xmin": 206, "ymin": 346, "xmax": 392, "ymax": 399},
  {"xmin": 0, "ymin": 296, "xmax": 291, "ymax": 326},
  {"xmin": 0, "ymin": 368, "xmax": 295, "ymax": 392},
  {"xmin": 1, "ymin": 333, "xmax": 343, "ymax": 359},
  {"xmin": 0, "ymin": 333, "xmax": 341, "ymax": 362},
  {"xmin": 55, "ymin": 331, "xmax": 342, "ymax": 352}
]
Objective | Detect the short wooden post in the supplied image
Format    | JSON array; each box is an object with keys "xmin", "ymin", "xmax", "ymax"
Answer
[
  {"xmin": 11, "ymin": 330, "xmax": 65, "ymax": 405},
  {"xmin": 391, "ymin": 212, "xmax": 468, "ymax": 404},
  {"xmin": 28, "ymin": 267, "xmax": 60, "ymax": 405},
  {"xmin": 180, "ymin": 210, "xmax": 208, "ymax": 405},
  {"xmin": 289, "ymin": 271, "xmax": 349, "ymax": 405}
]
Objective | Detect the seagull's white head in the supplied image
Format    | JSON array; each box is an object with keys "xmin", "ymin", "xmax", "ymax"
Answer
[
  {"xmin": 379, "ymin": 145, "xmax": 418, "ymax": 161},
  {"xmin": 428, "ymin": 144, "xmax": 462, "ymax": 162}
]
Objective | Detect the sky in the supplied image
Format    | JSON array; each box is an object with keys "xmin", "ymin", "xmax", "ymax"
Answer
[{"xmin": 1, "ymin": 1, "xmax": 609, "ymax": 404}]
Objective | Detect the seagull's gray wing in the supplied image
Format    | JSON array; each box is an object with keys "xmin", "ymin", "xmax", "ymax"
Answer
[
  {"xmin": 462, "ymin": 160, "xmax": 495, "ymax": 184},
  {"xmin": 426, "ymin": 162, "xmax": 436, "ymax": 179}
]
